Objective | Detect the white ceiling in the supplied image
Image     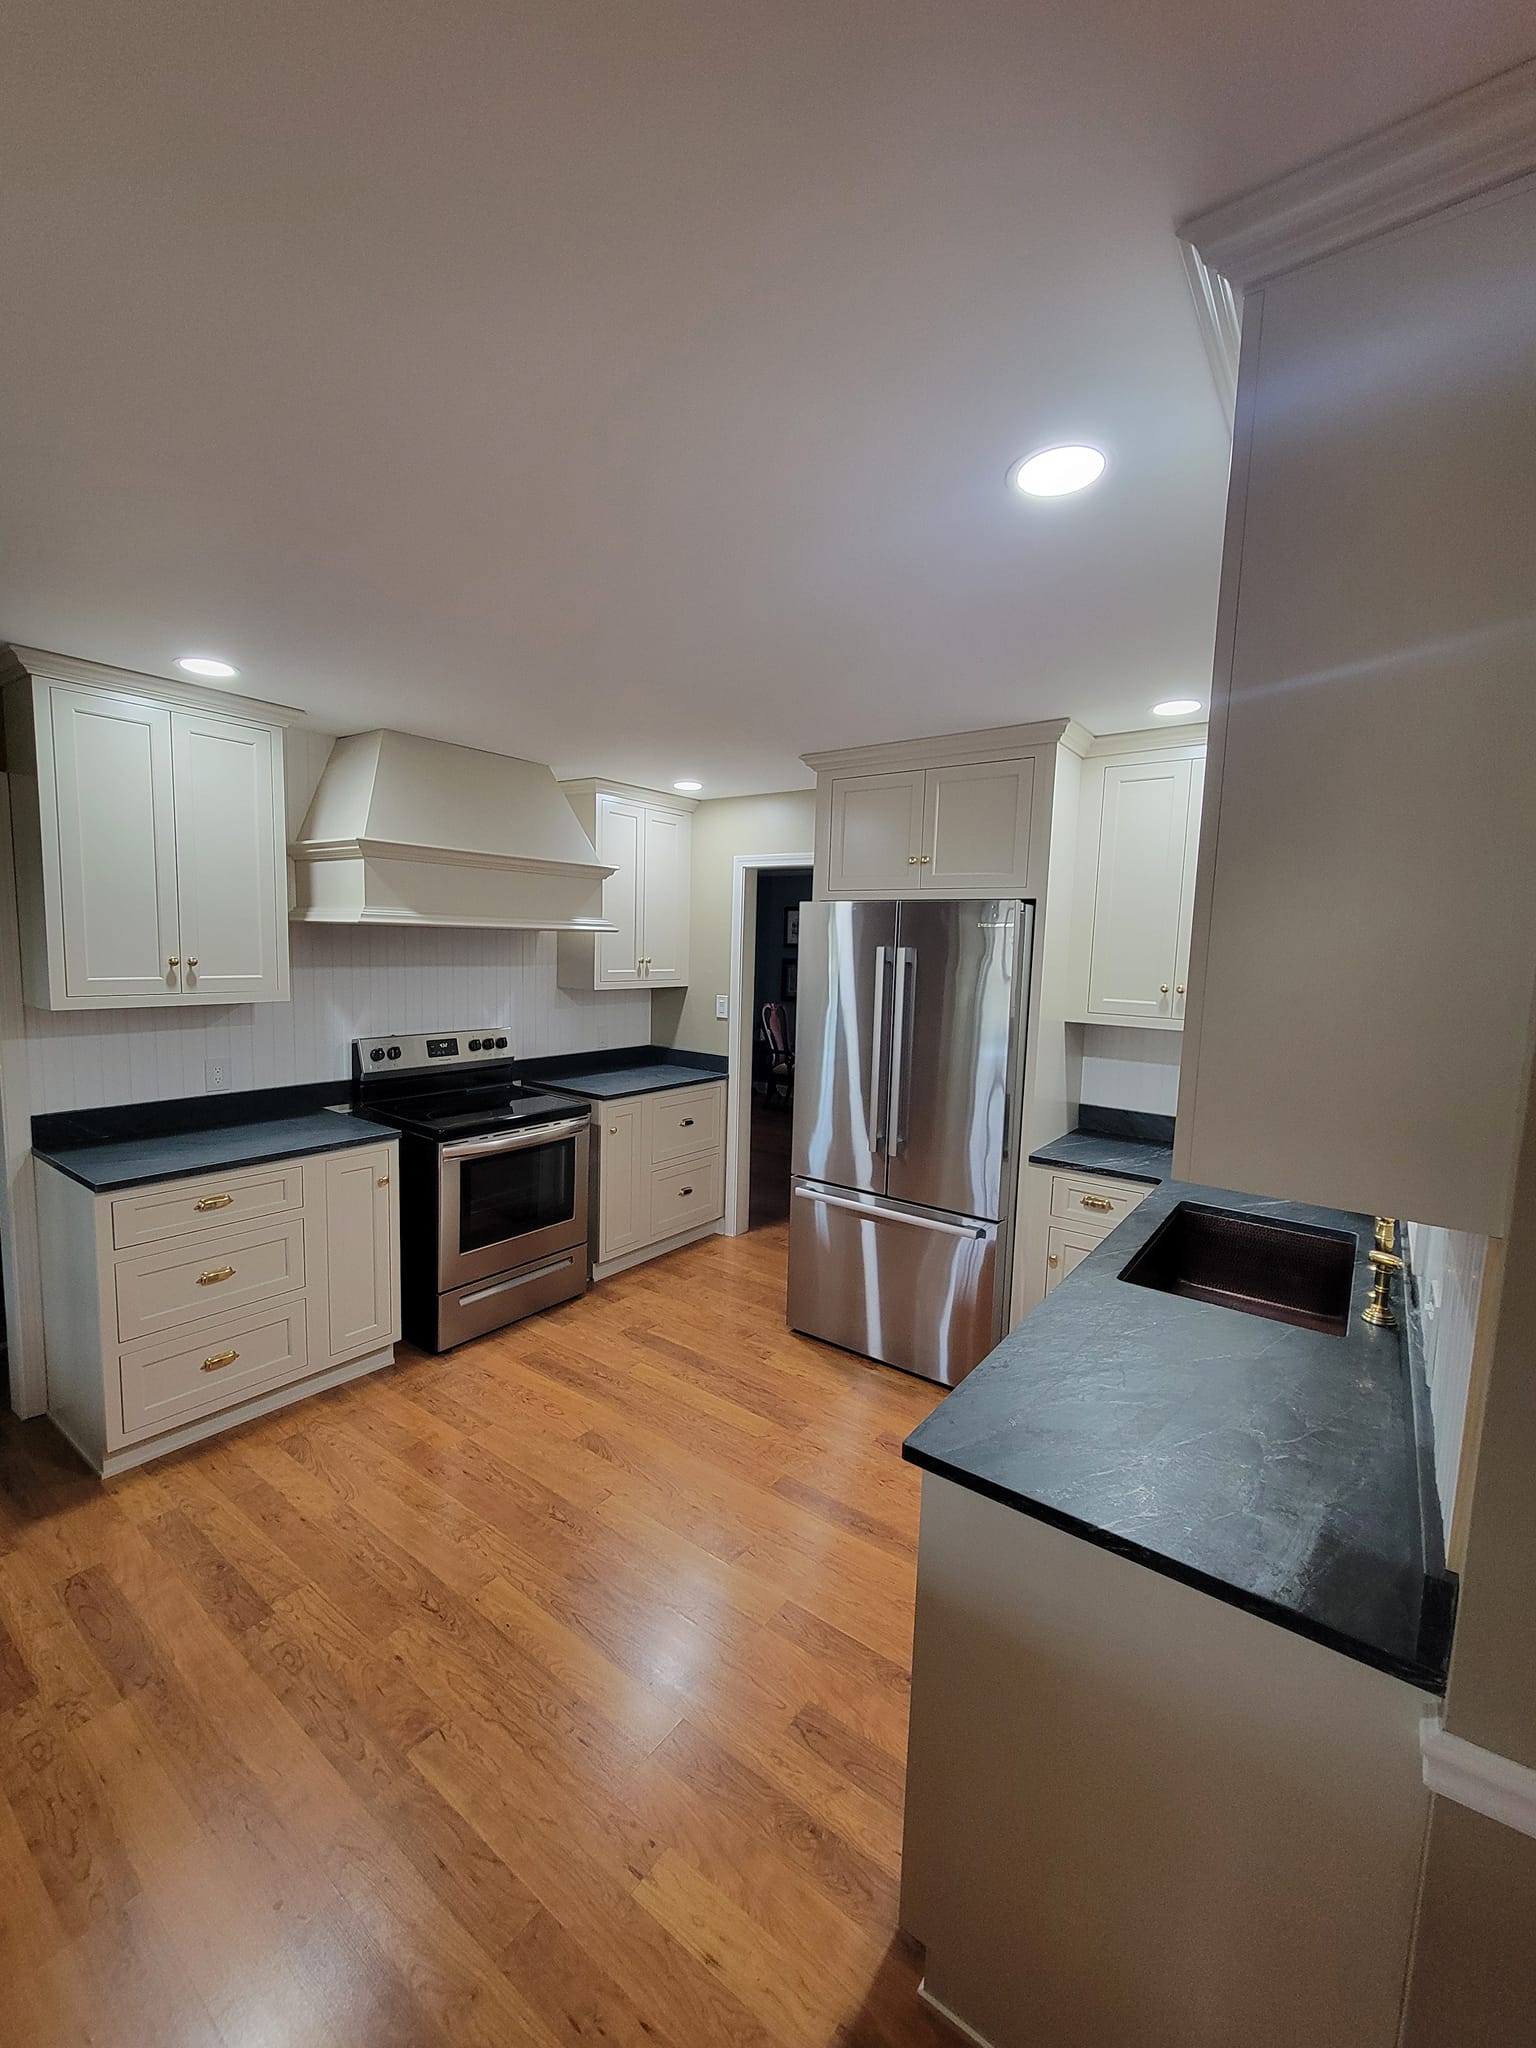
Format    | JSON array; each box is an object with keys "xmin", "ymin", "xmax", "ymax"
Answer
[{"xmin": 2, "ymin": 3, "xmax": 1530, "ymax": 794}]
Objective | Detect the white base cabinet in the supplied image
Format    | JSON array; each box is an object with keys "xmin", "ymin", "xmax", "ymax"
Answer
[
  {"xmin": 1020, "ymin": 1164, "xmax": 1154, "ymax": 1315},
  {"xmin": 593, "ymin": 1082, "xmax": 726, "ymax": 1276},
  {"xmin": 38, "ymin": 1140, "xmax": 400, "ymax": 1475},
  {"xmin": 2, "ymin": 648, "xmax": 294, "ymax": 1010}
]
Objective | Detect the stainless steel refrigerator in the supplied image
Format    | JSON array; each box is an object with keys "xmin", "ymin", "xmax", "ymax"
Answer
[{"xmin": 787, "ymin": 898, "xmax": 1033, "ymax": 1385}]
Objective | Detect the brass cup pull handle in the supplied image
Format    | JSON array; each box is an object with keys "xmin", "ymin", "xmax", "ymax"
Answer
[
  {"xmin": 194, "ymin": 1194, "xmax": 233, "ymax": 1212},
  {"xmin": 680, "ymin": 1186, "xmax": 693, "ymax": 1197},
  {"xmin": 680, "ymin": 1117, "xmax": 694, "ymax": 1127},
  {"xmin": 196, "ymin": 1265, "xmax": 236, "ymax": 1286},
  {"xmin": 201, "ymin": 1349, "xmax": 239, "ymax": 1373},
  {"xmin": 1080, "ymin": 1194, "xmax": 1114, "ymax": 1213}
]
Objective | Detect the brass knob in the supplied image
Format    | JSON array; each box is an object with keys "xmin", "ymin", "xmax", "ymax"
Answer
[
  {"xmin": 168, "ymin": 957, "xmax": 181, "ymax": 970},
  {"xmin": 1175, "ymin": 984, "xmax": 1185, "ymax": 996},
  {"xmin": 1160, "ymin": 983, "xmax": 1170, "ymax": 995},
  {"xmin": 608, "ymin": 1125, "xmax": 618, "ymax": 1135},
  {"xmin": 377, "ymin": 1176, "xmax": 390, "ymax": 1188},
  {"xmin": 187, "ymin": 957, "xmax": 199, "ymax": 969},
  {"xmin": 918, "ymin": 854, "xmax": 931, "ymax": 865},
  {"xmin": 1048, "ymin": 1253, "xmax": 1059, "ymax": 1267},
  {"xmin": 908, "ymin": 855, "xmax": 919, "ymax": 864},
  {"xmin": 201, "ymin": 1349, "xmax": 239, "ymax": 1373}
]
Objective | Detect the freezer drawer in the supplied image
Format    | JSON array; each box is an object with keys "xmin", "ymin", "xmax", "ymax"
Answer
[{"xmin": 787, "ymin": 1179, "xmax": 998, "ymax": 1387}]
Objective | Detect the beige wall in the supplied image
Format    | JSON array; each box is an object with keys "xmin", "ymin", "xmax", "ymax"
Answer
[
  {"xmin": 1402, "ymin": 1802, "xmax": 1536, "ymax": 2048},
  {"xmin": 651, "ymin": 790, "xmax": 815, "ymax": 1057}
]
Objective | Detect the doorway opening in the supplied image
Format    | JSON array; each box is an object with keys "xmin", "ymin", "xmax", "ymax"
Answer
[
  {"xmin": 745, "ymin": 867, "xmax": 810, "ymax": 1228},
  {"xmin": 723, "ymin": 851, "xmax": 814, "ymax": 1237}
]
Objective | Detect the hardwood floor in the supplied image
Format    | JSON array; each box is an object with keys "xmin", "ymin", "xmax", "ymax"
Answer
[{"xmin": 0, "ymin": 1224, "xmax": 955, "ymax": 2047}]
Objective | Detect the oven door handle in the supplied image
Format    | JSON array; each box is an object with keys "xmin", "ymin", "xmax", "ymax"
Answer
[{"xmin": 440, "ymin": 1117, "xmax": 589, "ymax": 1160}]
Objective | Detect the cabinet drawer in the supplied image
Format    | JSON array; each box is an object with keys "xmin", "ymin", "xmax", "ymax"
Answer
[
  {"xmin": 647, "ymin": 1085, "xmax": 723, "ymax": 1166},
  {"xmin": 648, "ymin": 1155, "xmax": 724, "ymax": 1240},
  {"xmin": 114, "ymin": 1217, "xmax": 307, "ymax": 1344},
  {"xmin": 117, "ymin": 1301, "xmax": 311, "ymax": 1441},
  {"xmin": 1048, "ymin": 1174, "xmax": 1148, "ymax": 1229},
  {"xmin": 111, "ymin": 1162, "xmax": 307, "ymax": 1248}
]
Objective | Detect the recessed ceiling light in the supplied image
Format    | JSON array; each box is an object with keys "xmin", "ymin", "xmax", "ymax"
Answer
[
  {"xmin": 1152, "ymin": 698, "xmax": 1202, "ymax": 717},
  {"xmin": 673, "ymin": 779, "xmax": 702, "ymax": 792},
  {"xmin": 1011, "ymin": 444, "xmax": 1106, "ymax": 498},
  {"xmin": 177, "ymin": 655, "xmax": 239, "ymax": 679}
]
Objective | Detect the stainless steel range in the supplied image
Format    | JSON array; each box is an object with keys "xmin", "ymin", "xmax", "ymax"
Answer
[{"xmin": 353, "ymin": 1030, "xmax": 591, "ymax": 1352}]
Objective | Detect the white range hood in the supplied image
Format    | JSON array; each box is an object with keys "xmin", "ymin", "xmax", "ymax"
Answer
[{"xmin": 290, "ymin": 729, "xmax": 616, "ymax": 930}]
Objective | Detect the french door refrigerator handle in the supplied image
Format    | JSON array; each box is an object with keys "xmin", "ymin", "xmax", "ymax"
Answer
[
  {"xmin": 869, "ymin": 945, "xmax": 892, "ymax": 1153},
  {"xmin": 891, "ymin": 945, "xmax": 917, "ymax": 1152},
  {"xmin": 793, "ymin": 1187, "xmax": 987, "ymax": 1239}
]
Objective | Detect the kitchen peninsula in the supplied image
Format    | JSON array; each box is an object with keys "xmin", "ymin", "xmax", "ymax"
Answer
[{"xmin": 899, "ymin": 1179, "xmax": 1451, "ymax": 2048}]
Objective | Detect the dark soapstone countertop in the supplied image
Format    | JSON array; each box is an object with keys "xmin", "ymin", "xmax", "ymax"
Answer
[
  {"xmin": 904, "ymin": 1178, "xmax": 1453, "ymax": 1692},
  {"xmin": 1028, "ymin": 1102, "xmax": 1175, "ymax": 1185},
  {"xmin": 524, "ymin": 1045, "xmax": 728, "ymax": 1100},
  {"xmin": 34, "ymin": 1111, "xmax": 397, "ymax": 1193}
]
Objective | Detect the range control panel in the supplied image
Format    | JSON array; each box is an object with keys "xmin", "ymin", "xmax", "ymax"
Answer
[{"xmin": 354, "ymin": 1029, "xmax": 512, "ymax": 1072}]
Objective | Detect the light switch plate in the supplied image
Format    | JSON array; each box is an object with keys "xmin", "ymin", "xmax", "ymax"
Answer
[
  {"xmin": 205, "ymin": 1057, "xmax": 232, "ymax": 1093},
  {"xmin": 715, "ymin": 994, "xmax": 729, "ymax": 1020}
]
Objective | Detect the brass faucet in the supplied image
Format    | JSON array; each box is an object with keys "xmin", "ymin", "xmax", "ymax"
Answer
[
  {"xmin": 1363, "ymin": 1247, "xmax": 1403, "ymax": 1328},
  {"xmin": 1373, "ymin": 1215, "xmax": 1397, "ymax": 1254}
]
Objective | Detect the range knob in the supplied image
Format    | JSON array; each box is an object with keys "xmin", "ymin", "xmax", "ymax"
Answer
[
  {"xmin": 495, "ymin": 1035, "xmax": 508, "ymax": 1049},
  {"xmin": 468, "ymin": 1038, "xmax": 481, "ymax": 1052},
  {"xmin": 369, "ymin": 1046, "xmax": 385, "ymax": 1063},
  {"xmin": 386, "ymin": 1045, "xmax": 402, "ymax": 1060}
]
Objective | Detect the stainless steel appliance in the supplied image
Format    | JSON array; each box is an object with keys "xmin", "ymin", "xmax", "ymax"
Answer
[
  {"xmin": 788, "ymin": 899, "xmax": 1033, "ymax": 1385},
  {"xmin": 353, "ymin": 1031, "xmax": 591, "ymax": 1351}
]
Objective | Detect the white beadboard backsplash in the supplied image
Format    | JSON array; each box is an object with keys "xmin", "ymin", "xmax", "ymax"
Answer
[
  {"xmin": 24, "ymin": 923, "xmax": 651, "ymax": 1114},
  {"xmin": 1074, "ymin": 1024, "xmax": 1182, "ymax": 1117}
]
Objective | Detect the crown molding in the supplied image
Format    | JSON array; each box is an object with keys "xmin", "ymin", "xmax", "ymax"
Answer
[
  {"xmin": 0, "ymin": 644, "xmax": 303, "ymax": 724},
  {"xmin": 1180, "ymin": 57, "xmax": 1536, "ymax": 291},
  {"xmin": 557, "ymin": 776, "xmax": 700, "ymax": 811},
  {"xmin": 802, "ymin": 717, "xmax": 1078, "ymax": 777},
  {"xmin": 1178, "ymin": 240, "xmax": 1241, "ymax": 429}
]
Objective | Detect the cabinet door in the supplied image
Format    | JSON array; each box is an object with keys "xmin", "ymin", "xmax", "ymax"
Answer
[
  {"xmin": 170, "ymin": 712, "xmax": 286, "ymax": 1001},
  {"xmin": 824, "ymin": 771, "xmax": 925, "ymax": 895},
  {"xmin": 922, "ymin": 758, "xmax": 1035, "ymax": 893},
  {"xmin": 324, "ymin": 1146, "xmax": 397, "ymax": 1361},
  {"xmin": 595, "ymin": 794, "xmax": 644, "ymax": 987},
  {"xmin": 598, "ymin": 1101, "xmax": 646, "ymax": 1262},
  {"xmin": 639, "ymin": 804, "xmax": 691, "ymax": 984},
  {"xmin": 1086, "ymin": 758, "xmax": 1194, "ymax": 1022},
  {"xmin": 1045, "ymin": 1223, "xmax": 1103, "ymax": 1293},
  {"xmin": 49, "ymin": 686, "xmax": 181, "ymax": 999}
]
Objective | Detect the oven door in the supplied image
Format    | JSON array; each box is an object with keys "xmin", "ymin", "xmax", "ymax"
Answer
[{"xmin": 437, "ymin": 1116, "xmax": 590, "ymax": 1290}]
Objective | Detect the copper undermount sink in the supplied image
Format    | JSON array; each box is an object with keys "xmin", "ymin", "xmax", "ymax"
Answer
[{"xmin": 1118, "ymin": 1202, "xmax": 1357, "ymax": 1337}]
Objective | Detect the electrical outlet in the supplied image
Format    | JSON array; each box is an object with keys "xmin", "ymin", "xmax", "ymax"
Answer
[
  {"xmin": 205, "ymin": 1057, "xmax": 232, "ymax": 1093},
  {"xmin": 715, "ymin": 994, "xmax": 729, "ymax": 1020}
]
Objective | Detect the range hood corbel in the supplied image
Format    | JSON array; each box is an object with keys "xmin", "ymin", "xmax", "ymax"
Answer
[{"xmin": 289, "ymin": 730, "xmax": 617, "ymax": 931}]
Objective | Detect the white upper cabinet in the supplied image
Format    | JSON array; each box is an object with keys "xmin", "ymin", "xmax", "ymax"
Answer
[
  {"xmin": 824, "ymin": 770, "xmax": 926, "ymax": 893},
  {"xmin": 922, "ymin": 757, "xmax": 1036, "ymax": 893},
  {"xmin": 1071, "ymin": 741, "xmax": 1205, "ymax": 1028},
  {"xmin": 170, "ymin": 710, "xmax": 284, "ymax": 1000},
  {"xmin": 558, "ymin": 781, "xmax": 695, "ymax": 990},
  {"xmin": 3, "ymin": 650, "xmax": 293, "ymax": 1011},
  {"xmin": 810, "ymin": 729, "xmax": 1059, "ymax": 900}
]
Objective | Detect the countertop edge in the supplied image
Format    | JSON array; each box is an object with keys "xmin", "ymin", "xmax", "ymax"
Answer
[
  {"xmin": 34, "ymin": 1115, "xmax": 398, "ymax": 1193},
  {"xmin": 901, "ymin": 1443, "xmax": 1448, "ymax": 1695}
]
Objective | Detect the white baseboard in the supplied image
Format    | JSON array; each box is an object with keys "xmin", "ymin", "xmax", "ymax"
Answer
[
  {"xmin": 592, "ymin": 1219, "xmax": 721, "ymax": 1281},
  {"xmin": 1422, "ymin": 1712, "xmax": 1536, "ymax": 1841},
  {"xmin": 91, "ymin": 1343, "xmax": 397, "ymax": 1477},
  {"xmin": 917, "ymin": 1980, "xmax": 999, "ymax": 2048}
]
